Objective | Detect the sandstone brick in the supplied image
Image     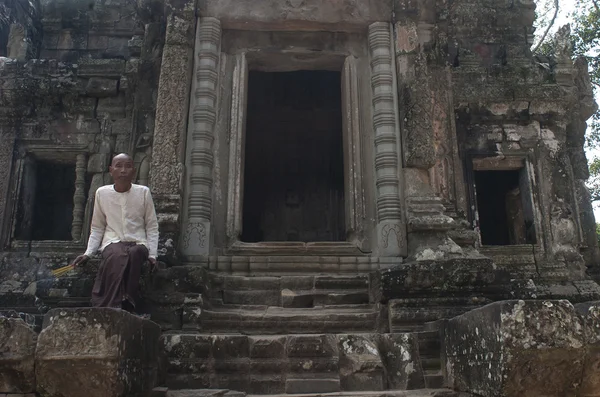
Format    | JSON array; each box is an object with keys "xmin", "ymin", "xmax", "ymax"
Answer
[
  {"xmin": 36, "ymin": 308, "xmax": 161, "ymax": 397},
  {"xmin": 0, "ymin": 316, "xmax": 37, "ymax": 393}
]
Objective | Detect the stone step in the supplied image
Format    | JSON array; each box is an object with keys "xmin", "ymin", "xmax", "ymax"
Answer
[
  {"xmin": 153, "ymin": 388, "xmax": 458, "ymax": 397},
  {"xmin": 207, "ymin": 274, "xmax": 371, "ymax": 307},
  {"xmin": 215, "ymin": 289, "xmax": 370, "ymax": 307},
  {"xmin": 416, "ymin": 331, "xmax": 441, "ymax": 354},
  {"xmin": 424, "ymin": 374, "xmax": 445, "ymax": 389},
  {"xmin": 198, "ymin": 306, "xmax": 381, "ymax": 334},
  {"xmin": 161, "ymin": 332, "xmax": 426, "ymax": 394},
  {"xmin": 211, "ymin": 275, "xmax": 369, "ymax": 290},
  {"xmin": 420, "ymin": 358, "xmax": 441, "ymax": 371}
]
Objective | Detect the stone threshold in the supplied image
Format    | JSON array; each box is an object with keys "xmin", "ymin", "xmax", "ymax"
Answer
[
  {"xmin": 159, "ymin": 389, "xmax": 458, "ymax": 397},
  {"xmin": 186, "ymin": 255, "xmax": 402, "ymax": 273},
  {"xmin": 226, "ymin": 241, "xmax": 364, "ymax": 256}
]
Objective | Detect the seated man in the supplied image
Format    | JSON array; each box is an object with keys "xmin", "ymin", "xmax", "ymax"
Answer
[{"xmin": 71, "ymin": 153, "xmax": 158, "ymax": 312}]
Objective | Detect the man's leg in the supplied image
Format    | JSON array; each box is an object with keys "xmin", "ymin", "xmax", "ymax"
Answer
[
  {"xmin": 91, "ymin": 242, "xmax": 129, "ymax": 308},
  {"xmin": 122, "ymin": 244, "xmax": 149, "ymax": 310}
]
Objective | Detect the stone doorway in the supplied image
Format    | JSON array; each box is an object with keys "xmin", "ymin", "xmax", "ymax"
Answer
[
  {"xmin": 471, "ymin": 158, "xmax": 537, "ymax": 246},
  {"xmin": 241, "ymin": 70, "xmax": 345, "ymax": 242}
]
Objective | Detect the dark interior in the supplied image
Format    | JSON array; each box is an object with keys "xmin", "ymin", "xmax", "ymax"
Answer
[
  {"xmin": 241, "ymin": 70, "xmax": 345, "ymax": 242},
  {"xmin": 474, "ymin": 169, "xmax": 535, "ymax": 245},
  {"xmin": 16, "ymin": 160, "xmax": 77, "ymax": 241}
]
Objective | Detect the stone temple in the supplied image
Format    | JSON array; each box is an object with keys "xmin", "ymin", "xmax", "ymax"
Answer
[{"xmin": 2, "ymin": 0, "xmax": 600, "ymax": 396}]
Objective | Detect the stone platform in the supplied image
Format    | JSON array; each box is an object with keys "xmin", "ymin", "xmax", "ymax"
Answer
[{"xmin": 154, "ymin": 389, "xmax": 459, "ymax": 397}]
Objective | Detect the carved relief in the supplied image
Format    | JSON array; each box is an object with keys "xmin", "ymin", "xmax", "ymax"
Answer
[
  {"xmin": 428, "ymin": 75, "xmax": 456, "ymax": 207},
  {"xmin": 71, "ymin": 153, "xmax": 87, "ymax": 241},
  {"xmin": 183, "ymin": 222, "xmax": 207, "ymax": 249},
  {"xmin": 134, "ymin": 133, "xmax": 152, "ymax": 186},
  {"xmin": 381, "ymin": 223, "xmax": 402, "ymax": 249}
]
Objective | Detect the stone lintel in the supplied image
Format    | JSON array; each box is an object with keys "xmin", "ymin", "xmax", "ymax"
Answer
[{"xmin": 200, "ymin": 0, "xmax": 392, "ymax": 32}]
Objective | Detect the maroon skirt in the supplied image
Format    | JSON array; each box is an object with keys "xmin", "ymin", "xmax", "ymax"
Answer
[{"xmin": 91, "ymin": 242, "xmax": 149, "ymax": 309}]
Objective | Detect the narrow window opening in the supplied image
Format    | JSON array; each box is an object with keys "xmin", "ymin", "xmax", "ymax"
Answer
[
  {"xmin": 0, "ymin": 23, "xmax": 8, "ymax": 57},
  {"xmin": 15, "ymin": 159, "xmax": 77, "ymax": 241},
  {"xmin": 474, "ymin": 169, "xmax": 536, "ymax": 245},
  {"xmin": 241, "ymin": 70, "xmax": 345, "ymax": 242}
]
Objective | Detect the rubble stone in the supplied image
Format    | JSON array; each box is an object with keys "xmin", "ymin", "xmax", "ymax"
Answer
[
  {"xmin": 444, "ymin": 300, "xmax": 600, "ymax": 397},
  {"xmin": 35, "ymin": 308, "xmax": 161, "ymax": 397},
  {"xmin": 0, "ymin": 315, "xmax": 37, "ymax": 393}
]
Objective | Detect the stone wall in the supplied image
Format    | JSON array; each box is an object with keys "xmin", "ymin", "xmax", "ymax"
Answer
[
  {"xmin": 0, "ymin": 0, "xmax": 165, "ymax": 311},
  {"xmin": 0, "ymin": 0, "xmax": 600, "ymax": 322}
]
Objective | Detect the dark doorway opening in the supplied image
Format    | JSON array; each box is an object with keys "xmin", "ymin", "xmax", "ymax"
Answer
[
  {"xmin": 15, "ymin": 159, "xmax": 78, "ymax": 241},
  {"xmin": 474, "ymin": 169, "xmax": 536, "ymax": 245},
  {"xmin": 241, "ymin": 70, "xmax": 345, "ymax": 242}
]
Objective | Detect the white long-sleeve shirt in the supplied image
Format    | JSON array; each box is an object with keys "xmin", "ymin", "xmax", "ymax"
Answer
[{"xmin": 84, "ymin": 184, "xmax": 159, "ymax": 259}]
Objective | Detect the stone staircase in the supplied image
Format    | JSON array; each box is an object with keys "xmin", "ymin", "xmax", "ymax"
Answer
[
  {"xmin": 156, "ymin": 270, "xmax": 453, "ymax": 396},
  {"xmin": 0, "ymin": 260, "xmax": 456, "ymax": 396}
]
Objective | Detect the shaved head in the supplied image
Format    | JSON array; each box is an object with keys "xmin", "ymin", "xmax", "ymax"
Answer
[{"xmin": 111, "ymin": 153, "xmax": 133, "ymax": 165}]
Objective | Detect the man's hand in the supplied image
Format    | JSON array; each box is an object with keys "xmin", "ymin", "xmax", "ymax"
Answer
[
  {"xmin": 148, "ymin": 257, "xmax": 158, "ymax": 273},
  {"xmin": 71, "ymin": 255, "xmax": 89, "ymax": 267}
]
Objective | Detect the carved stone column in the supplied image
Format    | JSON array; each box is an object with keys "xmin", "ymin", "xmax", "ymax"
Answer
[
  {"xmin": 0, "ymin": 132, "xmax": 16, "ymax": 249},
  {"xmin": 71, "ymin": 153, "xmax": 87, "ymax": 241},
  {"xmin": 394, "ymin": 19, "xmax": 465, "ymax": 261},
  {"xmin": 181, "ymin": 18, "xmax": 221, "ymax": 257},
  {"xmin": 149, "ymin": 1, "xmax": 196, "ymax": 263},
  {"xmin": 368, "ymin": 22, "xmax": 406, "ymax": 257}
]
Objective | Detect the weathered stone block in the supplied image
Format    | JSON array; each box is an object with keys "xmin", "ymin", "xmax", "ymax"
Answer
[
  {"xmin": 203, "ymin": 0, "xmax": 391, "ymax": 30},
  {"xmin": 444, "ymin": 300, "xmax": 595, "ymax": 397},
  {"xmin": 78, "ymin": 59, "xmax": 126, "ymax": 77},
  {"xmin": 36, "ymin": 308, "xmax": 161, "ymax": 397},
  {"xmin": 7, "ymin": 24, "xmax": 28, "ymax": 61},
  {"xmin": 87, "ymin": 153, "xmax": 110, "ymax": 173},
  {"xmin": 97, "ymin": 94, "xmax": 127, "ymax": 119},
  {"xmin": 287, "ymin": 334, "xmax": 338, "ymax": 358},
  {"xmin": 285, "ymin": 378, "xmax": 340, "ymax": 394},
  {"xmin": 378, "ymin": 333, "xmax": 424, "ymax": 390},
  {"xmin": 85, "ymin": 78, "xmax": 119, "ymax": 97},
  {"xmin": 281, "ymin": 289, "xmax": 314, "ymax": 308},
  {"xmin": 338, "ymin": 334, "xmax": 384, "ymax": 391},
  {"xmin": 0, "ymin": 316, "xmax": 37, "ymax": 393},
  {"xmin": 249, "ymin": 336, "xmax": 286, "ymax": 358},
  {"xmin": 379, "ymin": 258, "xmax": 500, "ymax": 300}
]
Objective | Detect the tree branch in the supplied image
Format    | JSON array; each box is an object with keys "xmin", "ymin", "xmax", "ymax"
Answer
[
  {"xmin": 592, "ymin": 0, "xmax": 600, "ymax": 13},
  {"xmin": 532, "ymin": 0, "xmax": 560, "ymax": 53}
]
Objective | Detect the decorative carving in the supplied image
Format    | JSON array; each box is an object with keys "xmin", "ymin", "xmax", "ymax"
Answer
[
  {"xmin": 369, "ymin": 22, "xmax": 402, "ymax": 223},
  {"xmin": 134, "ymin": 133, "xmax": 152, "ymax": 186},
  {"xmin": 554, "ymin": 24, "xmax": 572, "ymax": 63},
  {"xmin": 428, "ymin": 71, "xmax": 456, "ymax": 209},
  {"xmin": 183, "ymin": 222, "xmax": 207, "ymax": 249},
  {"xmin": 381, "ymin": 223, "xmax": 402, "ymax": 249},
  {"xmin": 188, "ymin": 17, "xmax": 221, "ymax": 222},
  {"xmin": 71, "ymin": 153, "xmax": 87, "ymax": 241}
]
